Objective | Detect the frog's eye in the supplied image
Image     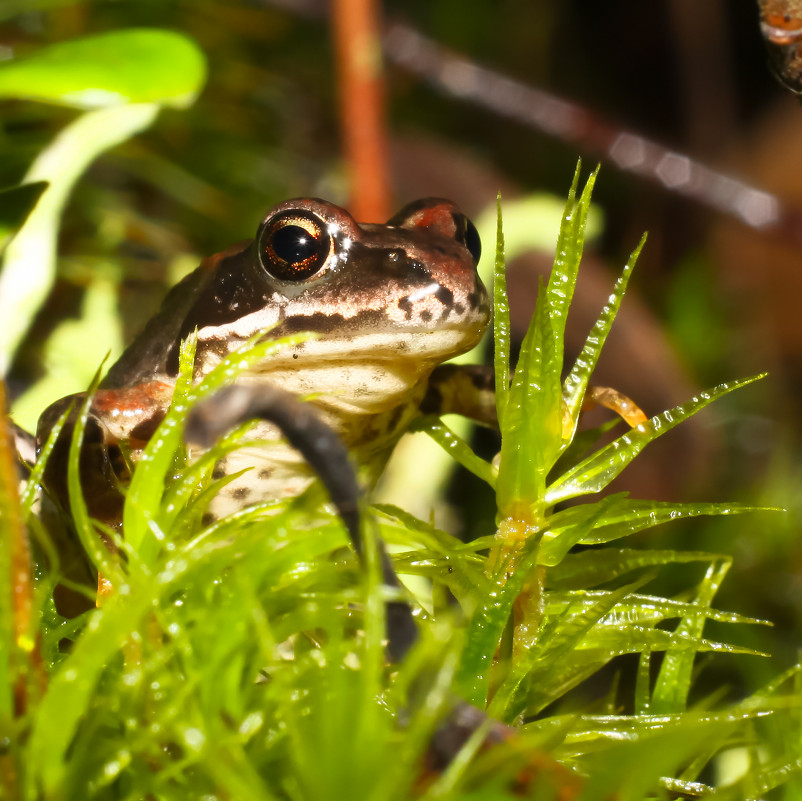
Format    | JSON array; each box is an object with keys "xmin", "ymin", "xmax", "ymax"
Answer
[
  {"xmin": 463, "ymin": 218, "xmax": 482, "ymax": 265},
  {"xmin": 257, "ymin": 211, "xmax": 333, "ymax": 281}
]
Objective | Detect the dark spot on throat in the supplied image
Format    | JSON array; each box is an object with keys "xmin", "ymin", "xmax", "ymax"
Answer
[
  {"xmin": 435, "ymin": 286, "xmax": 454, "ymax": 309},
  {"xmin": 398, "ymin": 297, "xmax": 413, "ymax": 320}
]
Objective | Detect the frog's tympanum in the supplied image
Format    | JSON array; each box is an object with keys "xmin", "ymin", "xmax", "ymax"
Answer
[{"xmin": 37, "ymin": 198, "xmax": 492, "ymax": 529}]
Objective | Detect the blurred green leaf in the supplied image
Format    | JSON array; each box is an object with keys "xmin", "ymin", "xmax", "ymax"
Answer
[
  {"xmin": 0, "ymin": 181, "xmax": 47, "ymax": 250},
  {"xmin": 0, "ymin": 29, "xmax": 207, "ymax": 109},
  {"xmin": 0, "ymin": 103, "xmax": 160, "ymax": 376}
]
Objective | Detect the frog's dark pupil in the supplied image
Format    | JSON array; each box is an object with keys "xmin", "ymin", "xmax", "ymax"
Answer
[{"xmin": 273, "ymin": 225, "xmax": 319, "ymax": 264}]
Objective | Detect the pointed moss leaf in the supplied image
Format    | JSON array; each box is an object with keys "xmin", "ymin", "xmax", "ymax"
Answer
[
  {"xmin": 651, "ymin": 560, "xmax": 730, "ymax": 714},
  {"xmin": 563, "ymin": 234, "xmax": 645, "ymax": 435},
  {"xmin": 19, "ymin": 403, "xmax": 70, "ymax": 518},
  {"xmin": 545, "ymin": 164, "xmax": 597, "ymax": 366},
  {"xmin": 0, "ymin": 181, "xmax": 47, "ymax": 248},
  {"xmin": 493, "ymin": 195, "xmax": 511, "ymax": 427},
  {"xmin": 547, "ymin": 548, "xmax": 724, "ymax": 590},
  {"xmin": 371, "ymin": 504, "xmax": 489, "ymax": 607},
  {"xmin": 496, "ymin": 281, "xmax": 563, "ymax": 514},
  {"xmin": 538, "ymin": 493, "xmax": 628, "ymax": 566},
  {"xmin": 546, "ymin": 374, "xmax": 766, "ymax": 505},
  {"xmin": 635, "ymin": 650, "xmax": 652, "ymax": 714},
  {"xmin": 66, "ymin": 375, "xmax": 125, "ymax": 585},
  {"xmin": 0, "ymin": 29, "xmax": 207, "ymax": 109},
  {"xmin": 455, "ymin": 535, "xmax": 541, "ymax": 707},
  {"xmin": 574, "ymin": 499, "xmax": 779, "ymax": 546},
  {"xmin": 491, "ymin": 576, "xmax": 647, "ymax": 720},
  {"xmin": 576, "ymin": 718, "xmax": 736, "ymax": 801},
  {"xmin": 410, "ymin": 416, "xmax": 496, "ymax": 487},
  {"xmin": 547, "ymin": 707, "xmax": 772, "ymax": 750},
  {"xmin": 548, "ymin": 590, "xmax": 768, "ymax": 628},
  {"xmin": 371, "ymin": 503, "xmax": 483, "ymax": 555}
]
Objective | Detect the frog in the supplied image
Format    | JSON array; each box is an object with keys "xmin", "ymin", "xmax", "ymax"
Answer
[{"xmin": 34, "ymin": 197, "xmax": 493, "ymax": 534}]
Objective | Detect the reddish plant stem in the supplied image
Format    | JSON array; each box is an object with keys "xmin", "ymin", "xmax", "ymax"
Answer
[
  {"xmin": 0, "ymin": 383, "xmax": 45, "ymax": 717},
  {"xmin": 332, "ymin": 0, "xmax": 391, "ymax": 222}
]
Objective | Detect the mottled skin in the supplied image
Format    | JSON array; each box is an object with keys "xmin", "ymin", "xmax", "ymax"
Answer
[{"xmin": 38, "ymin": 198, "xmax": 491, "ymax": 523}]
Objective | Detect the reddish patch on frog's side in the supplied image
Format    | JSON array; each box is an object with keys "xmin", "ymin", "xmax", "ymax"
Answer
[{"xmin": 92, "ymin": 381, "xmax": 174, "ymax": 443}]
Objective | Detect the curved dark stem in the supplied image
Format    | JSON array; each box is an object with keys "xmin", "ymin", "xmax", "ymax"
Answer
[{"xmin": 184, "ymin": 384, "xmax": 418, "ymax": 660}]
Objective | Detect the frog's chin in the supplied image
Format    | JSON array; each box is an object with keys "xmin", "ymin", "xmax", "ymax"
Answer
[
  {"xmin": 237, "ymin": 360, "xmax": 431, "ymax": 417},
  {"xmin": 262, "ymin": 325, "xmax": 487, "ymax": 367}
]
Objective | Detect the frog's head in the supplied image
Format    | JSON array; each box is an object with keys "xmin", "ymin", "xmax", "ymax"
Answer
[{"xmin": 188, "ymin": 198, "xmax": 490, "ymax": 378}]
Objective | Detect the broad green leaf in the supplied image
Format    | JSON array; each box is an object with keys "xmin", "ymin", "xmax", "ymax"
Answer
[
  {"xmin": 0, "ymin": 103, "xmax": 159, "ymax": 375},
  {"xmin": 546, "ymin": 375, "xmax": 766, "ymax": 505},
  {"xmin": 0, "ymin": 29, "xmax": 206, "ymax": 109},
  {"xmin": 11, "ymin": 279, "xmax": 125, "ymax": 431}
]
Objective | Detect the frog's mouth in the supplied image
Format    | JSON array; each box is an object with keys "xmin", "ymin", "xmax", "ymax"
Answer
[{"xmin": 207, "ymin": 318, "xmax": 486, "ymax": 415}]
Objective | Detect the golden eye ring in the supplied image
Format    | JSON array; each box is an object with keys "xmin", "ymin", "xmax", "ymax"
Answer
[{"xmin": 257, "ymin": 211, "xmax": 334, "ymax": 281}]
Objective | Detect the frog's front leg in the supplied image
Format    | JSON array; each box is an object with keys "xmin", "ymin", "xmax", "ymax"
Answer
[
  {"xmin": 421, "ymin": 363, "xmax": 647, "ymax": 432},
  {"xmin": 420, "ymin": 364, "xmax": 497, "ymax": 427}
]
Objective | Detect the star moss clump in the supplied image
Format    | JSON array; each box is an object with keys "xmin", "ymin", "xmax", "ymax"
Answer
[{"xmin": 2, "ymin": 167, "xmax": 799, "ymax": 800}]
